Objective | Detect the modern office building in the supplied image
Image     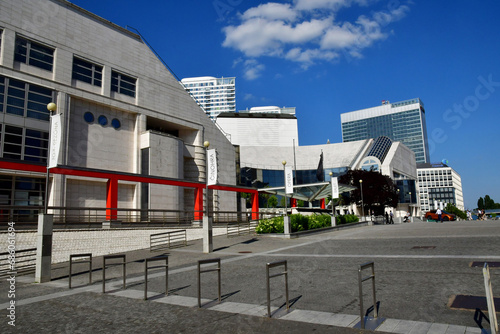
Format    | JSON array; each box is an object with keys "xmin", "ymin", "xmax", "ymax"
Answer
[
  {"xmin": 417, "ymin": 162, "xmax": 464, "ymax": 212},
  {"xmin": 216, "ymin": 109, "xmax": 299, "ymax": 147},
  {"xmin": 238, "ymin": 136, "xmax": 420, "ymax": 217},
  {"xmin": 0, "ymin": 0, "xmax": 239, "ymax": 222},
  {"xmin": 341, "ymin": 98, "xmax": 430, "ymax": 164},
  {"xmin": 180, "ymin": 76, "xmax": 236, "ymax": 119},
  {"xmin": 239, "ymin": 106, "xmax": 295, "ymax": 115}
]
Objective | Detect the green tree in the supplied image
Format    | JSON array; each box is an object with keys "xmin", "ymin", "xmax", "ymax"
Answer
[
  {"xmin": 444, "ymin": 203, "xmax": 467, "ymax": 219},
  {"xmin": 484, "ymin": 195, "xmax": 495, "ymax": 210},
  {"xmin": 477, "ymin": 197, "xmax": 484, "ymax": 210},
  {"xmin": 280, "ymin": 196, "xmax": 288, "ymax": 208},
  {"xmin": 268, "ymin": 195, "xmax": 278, "ymax": 208},
  {"xmin": 339, "ymin": 169, "xmax": 398, "ymax": 213}
]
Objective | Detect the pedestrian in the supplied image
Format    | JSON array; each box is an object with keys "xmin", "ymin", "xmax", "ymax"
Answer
[
  {"xmin": 389, "ymin": 211, "xmax": 394, "ymax": 224},
  {"xmin": 385, "ymin": 212, "xmax": 389, "ymax": 224},
  {"xmin": 436, "ymin": 208, "xmax": 443, "ymax": 223}
]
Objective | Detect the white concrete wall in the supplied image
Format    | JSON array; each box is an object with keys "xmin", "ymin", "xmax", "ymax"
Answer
[
  {"xmin": 216, "ymin": 117, "xmax": 299, "ymax": 147},
  {"xmin": 0, "ymin": 228, "xmax": 227, "ymax": 264}
]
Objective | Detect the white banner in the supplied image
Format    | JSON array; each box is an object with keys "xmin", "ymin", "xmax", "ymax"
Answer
[
  {"xmin": 48, "ymin": 114, "xmax": 62, "ymax": 169},
  {"xmin": 285, "ymin": 166, "xmax": 294, "ymax": 194},
  {"xmin": 331, "ymin": 176, "xmax": 339, "ymax": 199},
  {"xmin": 207, "ymin": 149, "xmax": 218, "ymax": 186}
]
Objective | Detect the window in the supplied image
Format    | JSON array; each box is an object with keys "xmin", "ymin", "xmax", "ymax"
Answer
[
  {"xmin": 98, "ymin": 115, "xmax": 108, "ymax": 126},
  {"xmin": 2, "ymin": 125, "xmax": 48, "ymax": 163},
  {"xmin": 111, "ymin": 71, "xmax": 136, "ymax": 97},
  {"xmin": 14, "ymin": 36, "xmax": 54, "ymax": 71},
  {"xmin": 111, "ymin": 118, "xmax": 121, "ymax": 129},
  {"xmin": 72, "ymin": 57, "xmax": 103, "ymax": 86},
  {"xmin": 1, "ymin": 76, "xmax": 53, "ymax": 121},
  {"xmin": 24, "ymin": 129, "xmax": 49, "ymax": 163},
  {"xmin": 83, "ymin": 112, "xmax": 94, "ymax": 123}
]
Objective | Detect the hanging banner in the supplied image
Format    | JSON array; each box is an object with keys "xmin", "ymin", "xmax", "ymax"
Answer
[
  {"xmin": 285, "ymin": 166, "xmax": 294, "ymax": 194},
  {"xmin": 207, "ymin": 149, "xmax": 218, "ymax": 186},
  {"xmin": 48, "ymin": 113, "xmax": 62, "ymax": 169},
  {"xmin": 331, "ymin": 176, "xmax": 339, "ymax": 199}
]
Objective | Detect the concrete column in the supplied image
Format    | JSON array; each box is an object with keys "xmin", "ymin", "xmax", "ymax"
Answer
[
  {"xmin": 35, "ymin": 214, "xmax": 53, "ymax": 283},
  {"xmin": 331, "ymin": 216, "xmax": 336, "ymax": 227},
  {"xmin": 203, "ymin": 216, "xmax": 213, "ymax": 253},
  {"xmin": 284, "ymin": 216, "xmax": 291, "ymax": 235}
]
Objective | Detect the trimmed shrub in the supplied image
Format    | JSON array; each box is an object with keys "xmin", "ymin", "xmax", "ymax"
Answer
[
  {"xmin": 255, "ymin": 216, "xmax": 284, "ymax": 234},
  {"xmin": 335, "ymin": 214, "xmax": 359, "ymax": 225},
  {"xmin": 256, "ymin": 213, "xmax": 338, "ymax": 234},
  {"xmin": 308, "ymin": 214, "xmax": 331, "ymax": 229},
  {"xmin": 290, "ymin": 213, "xmax": 309, "ymax": 232}
]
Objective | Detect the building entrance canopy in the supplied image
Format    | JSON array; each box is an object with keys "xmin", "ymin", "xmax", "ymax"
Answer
[{"xmin": 258, "ymin": 181, "xmax": 356, "ymax": 202}]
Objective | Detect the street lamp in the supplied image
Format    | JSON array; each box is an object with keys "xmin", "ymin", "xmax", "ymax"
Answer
[
  {"xmin": 203, "ymin": 140, "xmax": 210, "ymax": 216},
  {"xmin": 44, "ymin": 102, "xmax": 57, "ymax": 214},
  {"xmin": 203, "ymin": 140, "xmax": 212, "ymax": 253},
  {"xmin": 329, "ymin": 172, "xmax": 334, "ymax": 216},
  {"xmin": 359, "ymin": 179, "xmax": 364, "ymax": 220},
  {"xmin": 282, "ymin": 160, "xmax": 287, "ymax": 216}
]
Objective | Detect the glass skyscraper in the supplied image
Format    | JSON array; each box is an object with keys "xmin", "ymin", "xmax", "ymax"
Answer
[{"xmin": 341, "ymin": 98, "xmax": 430, "ymax": 164}]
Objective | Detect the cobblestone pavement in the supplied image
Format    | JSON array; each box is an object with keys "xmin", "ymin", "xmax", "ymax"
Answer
[{"xmin": 1, "ymin": 219, "xmax": 499, "ymax": 333}]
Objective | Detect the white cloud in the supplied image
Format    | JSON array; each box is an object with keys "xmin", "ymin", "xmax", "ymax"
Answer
[
  {"xmin": 242, "ymin": 3, "xmax": 298, "ymax": 21},
  {"xmin": 243, "ymin": 59, "xmax": 265, "ymax": 80},
  {"xmin": 222, "ymin": 0, "xmax": 411, "ymax": 77}
]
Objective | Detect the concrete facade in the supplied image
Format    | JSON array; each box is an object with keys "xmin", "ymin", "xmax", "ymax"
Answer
[
  {"xmin": 0, "ymin": 0, "xmax": 237, "ymax": 218},
  {"xmin": 216, "ymin": 112, "xmax": 299, "ymax": 147}
]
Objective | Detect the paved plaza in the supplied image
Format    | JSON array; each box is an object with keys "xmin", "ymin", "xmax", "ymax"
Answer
[{"xmin": 1, "ymin": 220, "xmax": 499, "ymax": 333}]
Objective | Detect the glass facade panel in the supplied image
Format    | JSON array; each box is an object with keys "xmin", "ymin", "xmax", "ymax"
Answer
[{"xmin": 342, "ymin": 104, "xmax": 429, "ymax": 163}]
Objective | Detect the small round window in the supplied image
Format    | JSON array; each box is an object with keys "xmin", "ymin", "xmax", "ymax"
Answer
[
  {"xmin": 84, "ymin": 112, "xmax": 94, "ymax": 123},
  {"xmin": 111, "ymin": 118, "xmax": 121, "ymax": 129},
  {"xmin": 98, "ymin": 115, "xmax": 108, "ymax": 127}
]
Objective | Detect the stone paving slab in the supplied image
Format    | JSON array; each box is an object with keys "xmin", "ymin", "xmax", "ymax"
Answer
[{"xmin": 2, "ymin": 220, "xmax": 500, "ymax": 333}]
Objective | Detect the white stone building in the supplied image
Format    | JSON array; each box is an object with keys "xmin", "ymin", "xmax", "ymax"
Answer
[
  {"xmin": 180, "ymin": 76, "xmax": 236, "ymax": 119},
  {"xmin": 0, "ymin": 0, "xmax": 238, "ymax": 222},
  {"xmin": 417, "ymin": 163, "xmax": 464, "ymax": 212}
]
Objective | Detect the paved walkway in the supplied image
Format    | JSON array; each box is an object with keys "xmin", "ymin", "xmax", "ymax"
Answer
[{"xmin": 1, "ymin": 220, "xmax": 499, "ymax": 333}]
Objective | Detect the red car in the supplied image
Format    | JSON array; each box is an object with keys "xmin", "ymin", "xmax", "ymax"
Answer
[{"xmin": 425, "ymin": 210, "xmax": 456, "ymax": 221}]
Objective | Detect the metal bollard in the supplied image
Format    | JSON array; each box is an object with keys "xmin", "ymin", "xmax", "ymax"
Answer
[
  {"xmin": 266, "ymin": 260, "xmax": 289, "ymax": 317},
  {"xmin": 102, "ymin": 254, "xmax": 126, "ymax": 293},
  {"xmin": 144, "ymin": 255, "xmax": 169, "ymax": 300},
  {"xmin": 69, "ymin": 253, "xmax": 92, "ymax": 289},
  {"xmin": 197, "ymin": 258, "xmax": 221, "ymax": 308}
]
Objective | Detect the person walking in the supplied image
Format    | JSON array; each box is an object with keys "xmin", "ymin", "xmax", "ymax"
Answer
[
  {"xmin": 385, "ymin": 212, "xmax": 389, "ymax": 225},
  {"xmin": 389, "ymin": 211, "xmax": 394, "ymax": 224},
  {"xmin": 436, "ymin": 208, "xmax": 443, "ymax": 223}
]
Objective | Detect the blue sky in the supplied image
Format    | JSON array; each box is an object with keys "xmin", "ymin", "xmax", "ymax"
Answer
[{"xmin": 69, "ymin": 0, "xmax": 500, "ymax": 210}]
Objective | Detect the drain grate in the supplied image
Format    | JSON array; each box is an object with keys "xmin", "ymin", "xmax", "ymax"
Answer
[
  {"xmin": 238, "ymin": 251, "xmax": 252, "ymax": 253},
  {"xmin": 449, "ymin": 294, "xmax": 500, "ymax": 311},
  {"xmin": 411, "ymin": 246, "xmax": 436, "ymax": 249},
  {"xmin": 470, "ymin": 261, "xmax": 500, "ymax": 268}
]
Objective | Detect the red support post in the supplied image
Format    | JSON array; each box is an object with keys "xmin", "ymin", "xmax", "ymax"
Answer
[
  {"xmin": 251, "ymin": 192, "xmax": 259, "ymax": 220},
  {"xmin": 106, "ymin": 178, "xmax": 118, "ymax": 221},
  {"xmin": 320, "ymin": 198, "xmax": 325, "ymax": 209},
  {"xmin": 194, "ymin": 186, "xmax": 204, "ymax": 221},
  {"xmin": 291, "ymin": 198, "xmax": 297, "ymax": 208}
]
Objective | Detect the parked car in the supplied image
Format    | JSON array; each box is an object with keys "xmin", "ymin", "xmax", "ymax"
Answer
[{"xmin": 425, "ymin": 210, "xmax": 456, "ymax": 221}]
